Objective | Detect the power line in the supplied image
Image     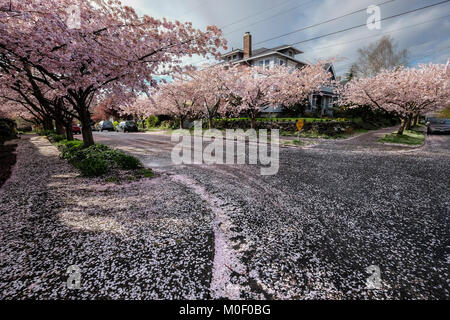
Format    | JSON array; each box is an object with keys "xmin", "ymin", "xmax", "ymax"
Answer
[
  {"xmin": 224, "ymin": 0, "xmax": 315, "ymax": 36},
  {"xmin": 191, "ymin": 0, "xmax": 450, "ymax": 67},
  {"xmin": 190, "ymin": 0, "xmax": 392, "ymax": 66},
  {"xmin": 220, "ymin": 0, "xmax": 295, "ymax": 30},
  {"xmin": 253, "ymin": 0, "xmax": 395, "ymax": 46},
  {"xmin": 288, "ymin": 0, "xmax": 450, "ymax": 47},
  {"xmin": 222, "ymin": 0, "xmax": 315, "ymax": 50},
  {"xmin": 310, "ymin": 13, "xmax": 450, "ymax": 53}
]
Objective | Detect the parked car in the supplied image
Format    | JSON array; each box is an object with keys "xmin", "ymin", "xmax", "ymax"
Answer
[
  {"xmin": 425, "ymin": 117, "xmax": 450, "ymax": 134},
  {"xmin": 116, "ymin": 121, "xmax": 138, "ymax": 133},
  {"xmin": 72, "ymin": 125, "xmax": 82, "ymax": 135},
  {"xmin": 91, "ymin": 121, "xmax": 98, "ymax": 132},
  {"xmin": 97, "ymin": 120, "xmax": 115, "ymax": 132}
]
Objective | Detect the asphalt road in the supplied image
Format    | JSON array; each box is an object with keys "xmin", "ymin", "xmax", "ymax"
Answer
[{"xmin": 88, "ymin": 129, "xmax": 450, "ymax": 299}]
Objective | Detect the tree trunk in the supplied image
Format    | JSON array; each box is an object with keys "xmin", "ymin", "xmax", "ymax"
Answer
[
  {"xmin": 65, "ymin": 125, "xmax": 74, "ymax": 141},
  {"xmin": 42, "ymin": 116, "xmax": 53, "ymax": 131},
  {"xmin": 208, "ymin": 117, "xmax": 213, "ymax": 129},
  {"xmin": 397, "ymin": 119, "xmax": 407, "ymax": 135},
  {"xmin": 413, "ymin": 114, "xmax": 420, "ymax": 127},
  {"xmin": 250, "ymin": 117, "xmax": 256, "ymax": 129},
  {"xmin": 405, "ymin": 115, "xmax": 413, "ymax": 130},
  {"xmin": 55, "ymin": 118, "xmax": 65, "ymax": 135},
  {"xmin": 79, "ymin": 111, "xmax": 94, "ymax": 147},
  {"xmin": 179, "ymin": 117, "xmax": 184, "ymax": 129}
]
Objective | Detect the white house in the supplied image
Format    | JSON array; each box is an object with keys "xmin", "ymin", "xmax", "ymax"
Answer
[{"xmin": 219, "ymin": 32, "xmax": 337, "ymax": 116}]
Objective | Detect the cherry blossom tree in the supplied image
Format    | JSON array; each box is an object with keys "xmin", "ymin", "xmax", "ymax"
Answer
[
  {"xmin": 224, "ymin": 66, "xmax": 275, "ymax": 128},
  {"xmin": 0, "ymin": 64, "xmax": 77, "ymax": 137},
  {"xmin": 187, "ymin": 66, "xmax": 234, "ymax": 128},
  {"xmin": 0, "ymin": 101, "xmax": 35, "ymax": 123},
  {"xmin": 155, "ymin": 79, "xmax": 202, "ymax": 129},
  {"xmin": 269, "ymin": 62, "xmax": 334, "ymax": 109},
  {"xmin": 0, "ymin": 0, "xmax": 227, "ymax": 145},
  {"xmin": 341, "ymin": 64, "xmax": 450, "ymax": 135},
  {"xmin": 116, "ymin": 96, "xmax": 160, "ymax": 128},
  {"xmin": 224, "ymin": 63, "xmax": 332, "ymax": 128},
  {"xmin": 91, "ymin": 98, "xmax": 122, "ymax": 122}
]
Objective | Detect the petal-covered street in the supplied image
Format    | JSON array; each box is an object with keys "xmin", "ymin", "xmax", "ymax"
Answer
[{"xmin": 1, "ymin": 131, "xmax": 448, "ymax": 299}]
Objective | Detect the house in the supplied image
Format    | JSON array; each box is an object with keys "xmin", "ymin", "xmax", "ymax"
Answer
[{"xmin": 220, "ymin": 32, "xmax": 337, "ymax": 116}]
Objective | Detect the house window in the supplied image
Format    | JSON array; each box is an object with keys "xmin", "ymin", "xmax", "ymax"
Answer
[
  {"xmin": 258, "ymin": 60, "xmax": 264, "ymax": 67},
  {"xmin": 265, "ymin": 59, "xmax": 270, "ymax": 69},
  {"xmin": 280, "ymin": 60, "xmax": 284, "ymax": 66}
]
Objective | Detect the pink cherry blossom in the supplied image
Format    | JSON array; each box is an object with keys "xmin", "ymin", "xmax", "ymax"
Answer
[
  {"xmin": 0, "ymin": 0, "xmax": 227, "ymax": 145},
  {"xmin": 341, "ymin": 64, "xmax": 450, "ymax": 134}
]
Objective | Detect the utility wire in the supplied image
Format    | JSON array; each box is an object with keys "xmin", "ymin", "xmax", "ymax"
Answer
[
  {"xmin": 253, "ymin": 0, "xmax": 395, "ymax": 46},
  {"xmin": 310, "ymin": 13, "xmax": 450, "ymax": 53},
  {"xmin": 191, "ymin": 0, "xmax": 450, "ymax": 67},
  {"xmin": 288, "ymin": 0, "xmax": 450, "ymax": 47},
  {"xmin": 224, "ymin": 0, "xmax": 315, "ymax": 35},
  {"xmin": 220, "ymin": 0, "xmax": 295, "ymax": 30}
]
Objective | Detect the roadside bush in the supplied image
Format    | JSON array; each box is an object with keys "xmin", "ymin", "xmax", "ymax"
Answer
[
  {"xmin": 57, "ymin": 139, "xmax": 84, "ymax": 161},
  {"xmin": 38, "ymin": 129, "xmax": 54, "ymax": 136},
  {"xmin": 75, "ymin": 157, "xmax": 109, "ymax": 177},
  {"xmin": 145, "ymin": 115, "xmax": 159, "ymax": 128},
  {"xmin": 159, "ymin": 119, "xmax": 180, "ymax": 129},
  {"xmin": 49, "ymin": 133, "xmax": 66, "ymax": 142},
  {"xmin": 114, "ymin": 152, "xmax": 142, "ymax": 170},
  {"xmin": 55, "ymin": 139, "xmax": 150, "ymax": 178},
  {"xmin": 70, "ymin": 144, "xmax": 110, "ymax": 163}
]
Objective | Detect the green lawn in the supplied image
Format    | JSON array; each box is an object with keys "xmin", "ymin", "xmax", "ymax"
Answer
[{"xmin": 378, "ymin": 129, "xmax": 425, "ymax": 145}]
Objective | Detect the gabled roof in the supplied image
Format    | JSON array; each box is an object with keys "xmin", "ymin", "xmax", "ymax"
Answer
[
  {"xmin": 323, "ymin": 63, "xmax": 336, "ymax": 80},
  {"xmin": 220, "ymin": 49, "xmax": 244, "ymax": 59},
  {"xmin": 220, "ymin": 45, "xmax": 303, "ymax": 60},
  {"xmin": 232, "ymin": 50, "xmax": 307, "ymax": 67},
  {"xmin": 271, "ymin": 45, "xmax": 303, "ymax": 55}
]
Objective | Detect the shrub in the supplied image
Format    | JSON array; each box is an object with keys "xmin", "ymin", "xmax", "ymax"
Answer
[
  {"xmin": 113, "ymin": 121, "xmax": 119, "ymax": 130},
  {"xmin": 38, "ymin": 129, "xmax": 54, "ymax": 136},
  {"xmin": 55, "ymin": 140, "xmax": 146, "ymax": 177},
  {"xmin": 75, "ymin": 157, "xmax": 109, "ymax": 177},
  {"xmin": 57, "ymin": 139, "xmax": 84, "ymax": 160},
  {"xmin": 113, "ymin": 152, "xmax": 141, "ymax": 170},
  {"xmin": 49, "ymin": 134, "xmax": 66, "ymax": 142},
  {"xmin": 65, "ymin": 143, "xmax": 108, "ymax": 164},
  {"xmin": 145, "ymin": 115, "xmax": 159, "ymax": 128}
]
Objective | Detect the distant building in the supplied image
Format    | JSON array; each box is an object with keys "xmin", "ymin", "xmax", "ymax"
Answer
[{"xmin": 219, "ymin": 32, "xmax": 337, "ymax": 116}]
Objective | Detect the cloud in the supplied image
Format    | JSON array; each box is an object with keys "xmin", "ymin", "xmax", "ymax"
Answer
[{"xmin": 121, "ymin": 0, "xmax": 450, "ymax": 75}]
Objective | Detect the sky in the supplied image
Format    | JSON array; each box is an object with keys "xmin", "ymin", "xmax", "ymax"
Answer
[{"xmin": 121, "ymin": 0, "xmax": 450, "ymax": 77}]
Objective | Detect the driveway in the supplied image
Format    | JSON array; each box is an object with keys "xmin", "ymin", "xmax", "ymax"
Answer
[{"xmin": 89, "ymin": 129, "xmax": 450, "ymax": 299}]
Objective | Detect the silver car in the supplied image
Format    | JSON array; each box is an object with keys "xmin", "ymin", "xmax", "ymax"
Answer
[{"xmin": 426, "ymin": 118, "xmax": 450, "ymax": 134}]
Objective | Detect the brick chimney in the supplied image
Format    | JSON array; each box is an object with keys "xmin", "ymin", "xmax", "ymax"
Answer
[{"xmin": 243, "ymin": 32, "xmax": 252, "ymax": 59}]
